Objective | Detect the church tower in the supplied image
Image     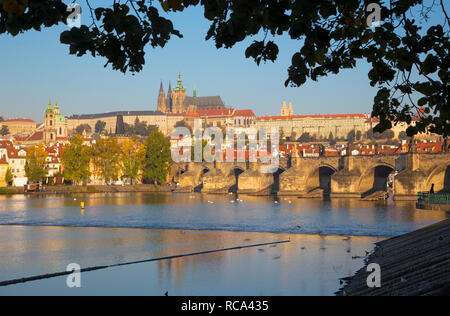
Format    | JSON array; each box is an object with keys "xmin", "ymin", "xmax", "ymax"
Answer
[
  {"xmin": 167, "ymin": 81, "xmax": 173, "ymax": 113},
  {"xmin": 172, "ymin": 73, "xmax": 186, "ymax": 113},
  {"xmin": 281, "ymin": 100, "xmax": 288, "ymax": 116},
  {"xmin": 288, "ymin": 102, "xmax": 293, "ymax": 116},
  {"xmin": 44, "ymin": 98, "xmax": 57, "ymax": 144},
  {"xmin": 157, "ymin": 81, "xmax": 166, "ymax": 113}
]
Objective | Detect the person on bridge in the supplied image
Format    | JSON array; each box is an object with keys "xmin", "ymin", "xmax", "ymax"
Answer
[{"xmin": 430, "ymin": 183, "xmax": 435, "ymax": 194}]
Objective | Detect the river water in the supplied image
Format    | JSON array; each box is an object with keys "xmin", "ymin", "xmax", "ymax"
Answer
[{"xmin": 0, "ymin": 193, "xmax": 448, "ymax": 295}]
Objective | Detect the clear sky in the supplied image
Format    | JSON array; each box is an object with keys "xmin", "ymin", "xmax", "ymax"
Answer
[{"xmin": 0, "ymin": 2, "xmax": 385, "ymax": 123}]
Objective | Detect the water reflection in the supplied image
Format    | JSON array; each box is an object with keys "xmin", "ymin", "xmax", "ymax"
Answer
[{"xmin": 0, "ymin": 226, "xmax": 383, "ymax": 296}]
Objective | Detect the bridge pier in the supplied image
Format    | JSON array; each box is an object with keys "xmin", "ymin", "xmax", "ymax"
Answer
[
  {"xmin": 394, "ymin": 153, "xmax": 428, "ymax": 200},
  {"xmin": 237, "ymin": 162, "xmax": 274, "ymax": 195}
]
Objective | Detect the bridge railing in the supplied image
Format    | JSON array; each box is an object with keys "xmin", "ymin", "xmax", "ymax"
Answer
[{"xmin": 417, "ymin": 192, "xmax": 450, "ymax": 205}]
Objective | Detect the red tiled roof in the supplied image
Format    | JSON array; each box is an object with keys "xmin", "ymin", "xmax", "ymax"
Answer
[
  {"xmin": 0, "ymin": 156, "xmax": 7, "ymax": 164},
  {"xmin": 233, "ymin": 110, "xmax": 255, "ymax": 117},
  {"xmin": 195, "ymin": 109, "xmax": 234, "ymax": 117},
  {"xmin": 257, "ymin": 113, "xmax": 367, "ymax": 121},
  {"xmin": 6, "ymin": 148, "xmax": 27, "ymax": 159},
  {"xmin": 0, "ymin": 140, "xmax": 13, "ymax": 148},
  {"xmin": 3, "ymin": 118, "xmax": 35, "ymax": 123},
  {"xmin": 26, "ymin": 131, "xmax": 44, "ymax": 141}
]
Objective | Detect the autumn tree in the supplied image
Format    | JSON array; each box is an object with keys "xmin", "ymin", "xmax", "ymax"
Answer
[
  {"xmin": 4, "ymin": 167, "xmax": 13, "ymax": 186},
  {"xmin": 61, "ymin": 134, "xmax": 91, "ymax": 185},
  {"xmin": 25, "ymin": 144, "xmax": 48, "ymax": 183},
  {"xmin": 1, "ymin": 1, "xmax": 448, "ymax": 136},
  {"xmin": 143, "ymin": 130, "xmax": 172, "ymax": 184},
  {"xmin": 120, "ymin": 138, "xmax": 145, "ymax": 184},
  {"xmin": 91, "ymin": 137, "xmax": 121, "ymax": 184}
]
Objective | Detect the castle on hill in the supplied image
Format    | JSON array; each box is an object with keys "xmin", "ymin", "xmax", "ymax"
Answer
[{"xmin": 157, "ymin": 73, "xmax": 226, "ymax": 114}]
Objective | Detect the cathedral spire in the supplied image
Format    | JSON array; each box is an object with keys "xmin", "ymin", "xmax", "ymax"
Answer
[
  {"xmin": 193, "ymin": 83, "xmax": 197, "ymax": 98},
  {"xmin": 159, "ymin": 80, "xmax": 164, "ymax": 92},
  {"xmin": 175, "ymin": 72, "xmax": 185, "ymax": 91},
  {"xmin": 46, "ymin": 97, "xmax": 53, "ymax": 113}
]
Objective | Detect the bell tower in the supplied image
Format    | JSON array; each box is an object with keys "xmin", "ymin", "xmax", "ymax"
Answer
[{"xmin": 44, "ymin": 97, "xmax": 57, "ymax": 144}]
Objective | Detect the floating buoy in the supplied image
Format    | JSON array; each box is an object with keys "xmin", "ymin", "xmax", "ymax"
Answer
[{"xmin": 81, "ymin": 202, "xmax": 85, "ymax": 211}]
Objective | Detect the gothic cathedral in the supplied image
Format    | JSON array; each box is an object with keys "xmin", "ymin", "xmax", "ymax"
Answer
[{"xmin": 157, "ymin": 73, "xmax": 226, "ymax": 114}]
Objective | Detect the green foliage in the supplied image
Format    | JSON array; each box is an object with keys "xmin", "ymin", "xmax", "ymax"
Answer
[
  {"xmin": 74, "ymin": 124, "xmax": 92, "ymax": 135},
  {"xmin": 175, "ymin": 120, "xmax": 192, "ymax": 133},
  {"xmin": 25, "ymin": 144, "xmax": 47, "ymax": 183},
  {"xmin": 298, "ymin": 132, "xmax": 313, "ymax": 143},
  {"xmin": 120, "ymin": 138, "xmax": 145, "ymax": 184},
  {"xmin": 143, "ymin": 130, "xmax": 172, "ymax": 184},
  {"xmin": 366, "ymin": 128, "xmax": 395, "ymax": 140},
  {"xmin": 347, "ymin": 130, "xmax": 356, "ymax": 143},
  {"xmin": 61, "ymin": 134, "xmax": 91, "ymax": 185},
  {"xmin": 4, "ymin": 167, "xmax": 13, "ymax": 186},
  {"xmin": 0, "ymin": 125, "xmax": 9, "ymax": 136},
  {"xmin": 92, "ymin": 137, "xmax": 121, "ymax": 183},
  {"xmin": 1, "ymin": 1, "xmax": 448, "ymax": 136},
  {"xmin": 95, "ymin": 120, "xmax": 107, "ymax": 134},
  {"xmin": 124, "ymin": 117, "xmax": 158, "ymax": 136}
]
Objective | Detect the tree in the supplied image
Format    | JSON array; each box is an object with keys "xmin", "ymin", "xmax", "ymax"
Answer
[
  {"xmin": 120, "ymin": 138, "xmax": 145, "ymax": 184},
  {"xmin": 74, "ymin": 124, "xmax": 92, "ymax": 135},
  {"xmin": 25, "ymin": 144, "xmax": 48, "ymax": 183},
  {"xmin": 398, "ymin": 131, "xmax": 408, "ymax": 140},
  {"xmin": 1, "ymin": 1, "xmax": 448, "ymax": 136},
  {"xmin": 143, "ymin": 130, "xmax": 172, "ymax": 184},
  {"xmin": 298, "ymin": 133, "xmax": 313, "ymax": 143},
  {"xmin": 95, "ymin": 120, "xmax": 107, "ymax": 134},
  {"xmin": 347, "ymin": 130, "xmax": 356, "ymax": 143},
  {"xmin": 91, "ymin": 137, "xmax": 121, "ymax": 184},
  {"xmin": 0, "ymin": 125, "xmax": 9, "ymax": 136},
  {"xmin": 356, "ymin": 130, "xmax": 362, "ymax": 142},
  {"xmin": 61, "ymin": 134, "xmax": 91, "ymax": 185},
  {"xmin": 175, "ymin": 120, "xmax": 192, "ymax": 133},
  {"xmin": 4, "ymin": 167, "xmax": 13, "ymax": 186}
]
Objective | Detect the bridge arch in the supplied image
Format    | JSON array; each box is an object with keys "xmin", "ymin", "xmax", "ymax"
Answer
[
  {"xmin": 272, "ymin": 167, "xmax": 286, "ymax": 194},
  {"xmin": 425, "ymin": 163, "xmax": 450, "ymax": 193},
  {"xmin": 228, "ymin": 166, "xmax": 246, "ymax": 193},
  {"xmin": 305, "ymin": 165, "xmax": 337, "ymax": 195},
  {"xmin": 358, "ymin": 162, "xmax": 395, "ymax": 195}
]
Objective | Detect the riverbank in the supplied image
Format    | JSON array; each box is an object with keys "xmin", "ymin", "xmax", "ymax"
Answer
[
  {"xmin": 0, "ymin": 184, "xmax": 173, "ymax": 195},
  {"xmin": 337, "ymin": 218, "xmax": 450, "ymax": 296}
]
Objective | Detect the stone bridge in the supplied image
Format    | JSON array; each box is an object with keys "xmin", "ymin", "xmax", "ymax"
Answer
[{"xmin": 171, "ymin": 153, "xmax": 450, "ymax": 199}]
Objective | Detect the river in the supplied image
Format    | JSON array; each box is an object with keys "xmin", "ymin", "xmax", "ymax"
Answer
[{"xmin": 0, "ymin": 193, "xmax": 447, "ymax": 295}]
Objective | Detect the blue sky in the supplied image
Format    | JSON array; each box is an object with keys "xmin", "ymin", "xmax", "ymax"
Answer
[{"xmin": 0, "ymin": 2, "xmax": 388, "ymax": 122}]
